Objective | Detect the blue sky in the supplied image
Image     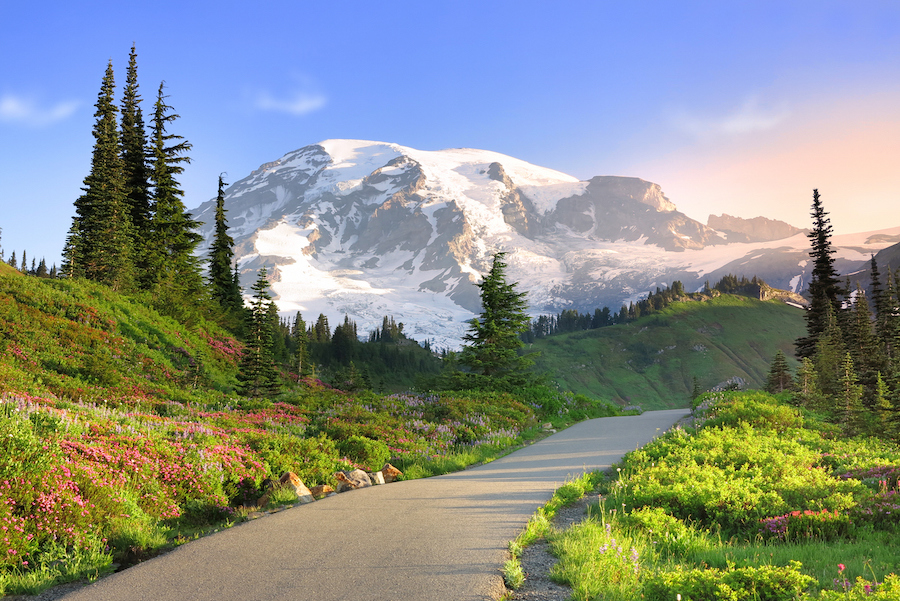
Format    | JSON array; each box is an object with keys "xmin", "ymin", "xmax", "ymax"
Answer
[{"xmin": 2, "ymin": 1, "xmax": 899, "ymax": 267}]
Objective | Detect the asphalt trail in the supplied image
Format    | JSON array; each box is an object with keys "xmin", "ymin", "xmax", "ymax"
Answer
[{"xmin": 61, "ymin": 408, "xmax": 689, "ymax": 601}]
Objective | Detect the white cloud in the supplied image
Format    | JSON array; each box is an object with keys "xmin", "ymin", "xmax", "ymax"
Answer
[
  {"xmin": 670, "ymin": 96, "xmax": 789, "ymax": 139},
  {"xmin": 0, "ymin": 94, "xmax": 79, "ymax": 127},
  {"xmin": 255, "ymin": 90, "xmax": 327, "ymax": 116}
]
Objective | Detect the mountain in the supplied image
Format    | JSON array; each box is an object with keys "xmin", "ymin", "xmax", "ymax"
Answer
[
  {"xmin": 707, "ymin": 214, "xmax": 807, "ymax": 243},
  {"xmin": 190, "ymin": 140, "xmax": 900, "ymax": 350}
]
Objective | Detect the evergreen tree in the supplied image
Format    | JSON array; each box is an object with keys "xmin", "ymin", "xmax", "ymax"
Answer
[
  {"xmin": 291, "ymin": 312, "xmax": 310, "ymax": 377},
  {"xmin": 873, "ymin": 373, "xmax": 895, "ymax": 439},
  {"xmin": 237, "ymin": 267, "xmax": 279, "ymax": 397},
  {"xmin": 765, "ymin": 350, "xmax": 792, "ymax": 394},
  {"xmin": 797, "ymin": 189, "xmax": 844, "ymax": 358},
  {"xmin": 120, "ymin": 44, "xmax": 151, "ymax": 250},
  {"xmin": 838, "ymin": 352, "xmax": 865, "ymax": 436},
  {"xmin": 813, "ymin": 302, "xmax": 845, "ymax": 401},
  {"xmin": 20, "ymin": 250, "xmax": 27, "ymax": 274},
  {"xmin": 459, "ymin": 252, "xmax": 536, "ymax": 386},
  {"xmin": 62, "ymin": 60, "xmax": 135, "ymax": 290},
  {"xmin": 846, "ymin": 283, "xmax": 884, "ymax": 404},
  {"xmin": 313, "ymin": 314, "xmax": 330, "ymax": 342},
  {"xmin": 7, "ymin": 250, "xmax": 15, "ymax": 270},
  {"xmin": 144, "ymin": 82, "xmax": 204, "ymax": 306},
  {"xmin": 208, "ymin": 174, "xmax": 239, "ymax": 308},
  {"xmin": 794, "ymin": 357, "xmax": 822, "ymax": 409},
  {"xmin": 35, "ymin": 258, "xmax": 48, "ymax": 278}
]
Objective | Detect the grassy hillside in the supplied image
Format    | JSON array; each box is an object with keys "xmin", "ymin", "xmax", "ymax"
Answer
[{"xmin": 529, "ymin": 293, "xmax": 806, "ymax": 409}]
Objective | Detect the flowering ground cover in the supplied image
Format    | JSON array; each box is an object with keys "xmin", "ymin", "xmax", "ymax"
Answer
[
  {"xmin": 506, "ymin": 391, "xmax": 900, "ymax": 600},
  {"xmin": 0, "ymin": 267, "xmax": 580, "ymax": 595}
]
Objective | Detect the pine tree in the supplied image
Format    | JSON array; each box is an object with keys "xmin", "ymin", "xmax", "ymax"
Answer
[
  {"xmin": 20, "ymin": 250, "xmax": 27, "ymax": 274},
  {"xmin": 313, "ymin": 314, "xmax": 330, "ymax": 342},
  {"xmin": 208, "ymin": 174, "xmax": 239, "ymax": 308},
  {"xmin": 459, "ymin": 252, "xmax": 536, "ymax": 386},
  {"xmin": 237, "ymin": 267, "xmax": 280, "ymax": 397},
  {"xmin": 797, "ymin": 189, "xmax": 844, "ymax": 358},
  {"xmin": 144, "ymin": 81, "xmax": 204, "ymax": 305},
  {"xmin": 765, "ymin": 350, "xmax": 792, "ymax": 394},
  {"xmin": 873, "ymin": 373, "xmax": 895, "ymax": 439},
  {"xmin": 7, "ymin": 251, "xmax": 15, "ymax": 270},
  {"xmin": 120, "ymin": 44, "xmax": 151, "ymax": 249},
  {"xmin": 62, "ymin": 60, "xmax": 134, "ymax": 290}
]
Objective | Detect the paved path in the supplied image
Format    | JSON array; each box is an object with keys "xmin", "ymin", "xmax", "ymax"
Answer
[{"xmin": 61, "ymin": 409, "xmax": 689, "ymax": 601}]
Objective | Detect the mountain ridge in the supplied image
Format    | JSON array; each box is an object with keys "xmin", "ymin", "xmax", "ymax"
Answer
[{"xmin": 190, "ymin": 139, "xmax": 898, "ymax": 349}]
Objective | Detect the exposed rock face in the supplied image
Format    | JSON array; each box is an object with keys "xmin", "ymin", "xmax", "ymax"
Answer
[
  {"xmin": 190, "ymin": 140, "xmax": 895, "ymax": 349},
  {"xmin": 708, "ymin": 213, "xmax": 806, "ymax": 243}
]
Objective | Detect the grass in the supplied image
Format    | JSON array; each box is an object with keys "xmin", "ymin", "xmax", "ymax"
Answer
[
  {"xmin": 529, "ymin": 295, "xmax": 806, "ymax": 409},
  {"xmin": 507, "ymin": 391, "xmax": 900, "ymax": 600}
]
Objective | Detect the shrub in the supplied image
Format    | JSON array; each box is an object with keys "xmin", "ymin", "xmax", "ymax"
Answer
[
  {"xmin": 758, "ymin": 509, "xmax": 852, "ymax": 542},
  {"xmin": 336, "ymin": 435, "xmax": 391, "ymax": 472},
  {"xmin": 642, "ymin": 560, "xmax": 815, "ymax": 601},
  {"xmin": 817, "ymin": 574, "xmax": 900, "ymax": 600}
]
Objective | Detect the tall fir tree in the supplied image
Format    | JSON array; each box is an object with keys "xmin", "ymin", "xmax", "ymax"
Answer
[
  {"xmin": 796, "ymin": 189, "xmax": 844, "ymax": 358},
  {"xmin": 208, "ymin": 174, "xmax": 240, "ymax": 308},
  {"xmin": 120, "ymin": 44, "xmax": 151, "ymax": 250},
  {"xmin": 838, "ymin": 352, "xmax": 865, "ymax": 436},
  {"xmin": 237, "ymin": 268, "xmax": 280, "ymax": 397},
  {"xmin": 459, "ymin": 252, "xmax": 536, "ymax": 386},
  {"xmin": 62, "ymin": 60, "xmax": 135, "ymax": 290},
  {"xmin": 144, "ymin": 81, "xmax": 204, "ymax": 304}
]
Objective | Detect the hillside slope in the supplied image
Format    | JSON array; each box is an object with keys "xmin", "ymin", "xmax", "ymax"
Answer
[
  {"xmin": 529, "ymin": 294, "xmax": 805, "ymax": 410},
  {"xmin": 0, "ymin": 262, "xmax": 241, "ymax": 404}
]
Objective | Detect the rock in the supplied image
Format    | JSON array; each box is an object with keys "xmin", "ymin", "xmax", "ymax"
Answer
[
  {"xmin": 256, "ymin": 471, "xmax": 315, "ymax": 506},
  {"xmin": 368, "ymin": 471, "xmax": 385, "ymax": 485},
  {"xmin": 333, "ymin": 469, "xmax": 372, "ymax": 492},
  {"xmin": 279, "ymin": 472, "xmax": 315, "ymax": 504},
  {"xmin": 542, "ymin": 422, "xmax": 553, "ymax": 430},
  {"xmin": 309, "ymin": 484, "xmax": 336, "ymax": 499},
  {"xmin": 380, "ymin": 463, "xmax": 403, "ymax": 483}
]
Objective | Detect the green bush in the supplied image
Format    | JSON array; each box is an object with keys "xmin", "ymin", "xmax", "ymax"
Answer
[
  {"xmin": 817, "ymin": 574, "xmax": 900, "ymax": 599},
  {"xmin": 642, "ymin": 560, "xmax": 815, "ymax": 601},
  {"xmin": 336, "ymin": 435, "xmax": 391, "ymax": 471}
]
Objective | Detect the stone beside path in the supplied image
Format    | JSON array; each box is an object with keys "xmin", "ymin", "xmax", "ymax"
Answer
[{"xmin": 59, "ymin": 409, "xmax": 689, "ymax": 601}]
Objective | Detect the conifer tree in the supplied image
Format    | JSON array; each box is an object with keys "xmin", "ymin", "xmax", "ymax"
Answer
[
  {"xmin": 237, "ymin": 267, "xmax": 279, "ymax": 397},
  {"xmin": 765, "ymin": 350, "xmax": 792, "ymax": 394},
  {"xmin": 62, "ymin": 61, "xmax": 134, "ymax": 290},
  {"xmin": 797, "ymin": 190, "xmax": 843, "ymax": 358},
  {"xmin": 7, "ymin": 250, "xmax": 15, "ymax": 270},
  {"xmin": 846, "ymin": 283, "xmax": 883, "ymax": 404},
  {"xmin": 36, "ymin": 258, "xmax": 48, "ymax": 278},
  {"xmin": 120, "ymin": 44, "xmax": 151, "ymax": 247},
  {"xmin": 459, "ymin": 252, "xmax": 536, "ymax": 386},
  {"xmin": 794, "ymin": 357, "xmax": 822, "ymax": 409},
  {"xmin": 838, "ymin": 352, "xmax": 865, "ymax": 436},
  {"xmin": 813, "ymin": 303, "xmax": 845, "ymax": 400},
  {"xmin": 291, "ymin": 312, "xmax": 310, "ymax": 376},
  {"xmin": 20, "ymin": 250, "xmax": 27, "ymax": 273},
  {"xmin": 144, "ymin": 82, "xmax": 204, "ymax": 305},
  {"xmin": 208, "ymin": 174, "xmax": 240, "ymax": 308}
]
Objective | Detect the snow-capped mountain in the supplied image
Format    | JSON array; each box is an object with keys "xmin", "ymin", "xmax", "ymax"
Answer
[{"xmin": 190, "ymin": 140, "xmax": 900, "ymax": 350}]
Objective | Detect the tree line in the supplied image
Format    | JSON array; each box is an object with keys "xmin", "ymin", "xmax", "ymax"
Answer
[
  {"xmin": 523, "ymin": 276, "xmax": 769, "ymax": 342},
  {"xmin": 765, "ymin": 189, "xmax": 900, "ymax": 441}
]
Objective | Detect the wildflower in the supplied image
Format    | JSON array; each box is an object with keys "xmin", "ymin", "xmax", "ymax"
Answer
[{"xmin": 838, "ymin": 563, "xmax": 846, "ymax": 573}]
